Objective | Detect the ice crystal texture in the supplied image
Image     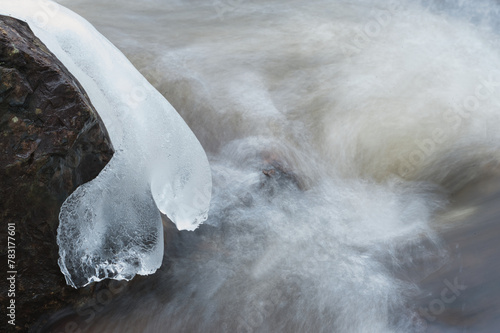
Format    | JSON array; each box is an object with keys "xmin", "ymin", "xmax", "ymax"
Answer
[{"xmin": 1, "ymin": 0, "xmax": 212, "ymax": 287}]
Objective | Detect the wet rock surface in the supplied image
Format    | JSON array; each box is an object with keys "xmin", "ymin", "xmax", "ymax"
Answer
[{"xmin": 0, "ymin": 15, "xmax": 114, "ymax": 331}]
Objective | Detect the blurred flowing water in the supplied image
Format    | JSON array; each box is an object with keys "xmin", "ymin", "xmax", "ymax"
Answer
[{"xmin": 45, "ymin": 0, "xmax": 500, "ymax": 332}]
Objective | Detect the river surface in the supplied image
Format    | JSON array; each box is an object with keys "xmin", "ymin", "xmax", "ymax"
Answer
[{"xmin": 45, "ymin": 0, "xmax": 500, "ymax": 332}]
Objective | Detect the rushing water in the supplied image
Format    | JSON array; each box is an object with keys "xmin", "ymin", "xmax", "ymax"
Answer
[{"xmin": 41, "ymin": 0, "xmax": 500, "ymax": 332}]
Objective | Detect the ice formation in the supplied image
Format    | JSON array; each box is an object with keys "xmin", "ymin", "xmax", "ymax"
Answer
[{"xmin": 0, "ymin": 0, "xmax": 212, "ymax": 287}]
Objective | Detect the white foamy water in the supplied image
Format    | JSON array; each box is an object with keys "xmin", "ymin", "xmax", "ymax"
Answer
[{"xmin": 14, "ymin": 0, "xmax": 500, "ymax": 331}]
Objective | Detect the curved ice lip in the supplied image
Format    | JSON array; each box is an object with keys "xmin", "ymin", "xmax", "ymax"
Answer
[{"xmin": 1, "ymin": 0, "xmax": 212, "ymax": 287}]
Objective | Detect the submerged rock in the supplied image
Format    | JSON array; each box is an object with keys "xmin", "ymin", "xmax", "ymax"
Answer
[{"xmin": 0, "ymin": 15, "xmax": 113, "ymax": 331}]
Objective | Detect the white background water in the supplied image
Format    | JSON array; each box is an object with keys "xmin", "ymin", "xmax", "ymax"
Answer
[{"xmin": 43, "ymin": 0, "xmax": 500, "ymax": 332}]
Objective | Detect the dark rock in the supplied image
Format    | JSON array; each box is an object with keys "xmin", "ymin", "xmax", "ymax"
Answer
[
  {"xmin": 262, "ymin": 160, "xmax": 305, "ymax": 190},
  {"xmin": 0, "ymin": 15, "xmax": 114, "ymax": 331}
]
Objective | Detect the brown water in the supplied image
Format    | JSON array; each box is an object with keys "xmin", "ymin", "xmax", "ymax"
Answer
[{"xmin": 418, "ymin": 166, "xmax": 500, "ymax": 332}]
